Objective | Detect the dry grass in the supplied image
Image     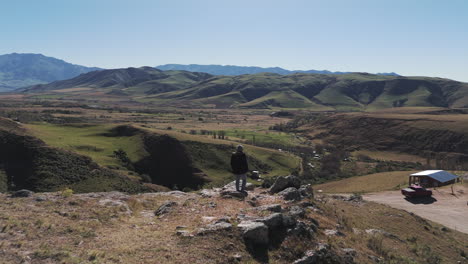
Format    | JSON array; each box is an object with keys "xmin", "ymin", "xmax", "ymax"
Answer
[
  {"xmin": 0, "ymin": 189, "xmax": 467, "ymax": 264},
  {"xmin": 316, "ymin": 196, "xmax": 468, "ymax": 264},
  {"xmin": 313, "ymin": 171, "xmax": 416, "ymax": 193},
  {"xmin": 353, "ymin": 150, "xmax": 427, "ymax": 164}
]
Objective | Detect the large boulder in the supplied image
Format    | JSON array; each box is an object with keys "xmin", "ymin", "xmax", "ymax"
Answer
[
  {"xmin": 279, "ymin": 187, "xmax": 302, "ymax": 201},
  {"xmin": 238, "ymin": 221, "xmax": 269, "ymax": 245},
  {"xmin": 269, "ymin": 176, "xmax": 301, "ymax": 194},
  {"xmin": 255, "ymin": 213, "xmax": 283, "ymax": 229}
]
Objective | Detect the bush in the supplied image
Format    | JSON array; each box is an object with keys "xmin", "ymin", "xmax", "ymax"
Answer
[{"xmin": 61, "ymin": 188, "xmax": 74, "ymax": 197}]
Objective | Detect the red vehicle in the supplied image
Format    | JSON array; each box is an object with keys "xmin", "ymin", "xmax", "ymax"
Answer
[{"xmin": 401, "ymin": 185, "xmax": 433, "ymax": 198}]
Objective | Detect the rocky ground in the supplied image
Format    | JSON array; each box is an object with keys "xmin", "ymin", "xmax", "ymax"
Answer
[{"xmin": 0, "ymin": 176, "xmax": 467, "ymax": 264}]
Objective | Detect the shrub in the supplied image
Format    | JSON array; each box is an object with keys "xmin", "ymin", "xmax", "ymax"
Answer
[{"xmin": 61, "ymin": 188, "xmax": 74, "ymax": 197}]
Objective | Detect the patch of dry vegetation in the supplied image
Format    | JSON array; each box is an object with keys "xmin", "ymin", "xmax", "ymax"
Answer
[
  {"xmin": 313, "ymin": 171, "xmax": 415, "ymax": 193},
  {"xmin": 0, "ymin": 188, "xmax": 466, "ymax": 264}
]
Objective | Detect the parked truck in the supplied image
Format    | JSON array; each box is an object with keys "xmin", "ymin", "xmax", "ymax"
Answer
[{"xmin": 401, "ymin": 185, "xmax": 432, "ymax": 198}]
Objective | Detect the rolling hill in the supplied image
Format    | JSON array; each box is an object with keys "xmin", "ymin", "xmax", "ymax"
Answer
[
  {"xmin": 22, "ymin": 67, "xmax": 213, "ymax": 95},
  {"xmin": 0, "ymin": 53, "xmax": 101, "ymax": 92},
  {"xmin": 156, "ymin": 64, "xmax": 399, "ymax": 76},
  {"xmin": 21, "ymin": 67, "xmax": 468, "ymax": 110}
]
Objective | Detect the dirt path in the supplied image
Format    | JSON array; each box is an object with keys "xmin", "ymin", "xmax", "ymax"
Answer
[{"xmin": 363, "ymin": 185, "xmax": 468, "ymax": 234}]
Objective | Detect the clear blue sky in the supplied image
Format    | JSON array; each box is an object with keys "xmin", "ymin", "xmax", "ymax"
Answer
[{"xmin": 1, "ymin": 0, "xmax": 467, "ymax": 81}]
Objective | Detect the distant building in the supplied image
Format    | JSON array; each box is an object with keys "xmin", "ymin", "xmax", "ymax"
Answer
[{"xmin": 409, "ymin": 170, "xmax": 459, "ymax": 187}]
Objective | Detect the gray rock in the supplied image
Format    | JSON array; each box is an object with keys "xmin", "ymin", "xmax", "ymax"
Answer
[
  {"xmin": 342, "ymin": 248, "xmax": 357, "ymax": 256},
  {"xmin": 256, "ymin": 213, "xmax": 283, "ymax": 229},
  {"xmin": 230, "ymin": 253, "xmax": 242, "ymax": 262},
  {"xmin": 279, "ymin": 187, "xmax": 301, "ymax": 201},
  {"xmin": 11, "ymin": 189, "xmax": 33, "ymax": 198},
  {"xmin": 176, "ymin": 230, "xmax": 191, "ymax": 236},
  {"xmin": 254, "ymin": 204, "xmax": 282, "ymax": 212},
  {"xmin": 288, "ymin": 221, "xmax": 313, "ymax": 238},
  {"xmin": 293, "ymin": 250, "xmax": 318, "ymax": 264},
  {"xmin": 199, "ymin": 189, "xmax": 219, "ymax": 198},
  {"xmin": 309, "ymin": 223, "xmax": 318, "ymax": 232},
  {"xmin": 215, "ymin": 217, "xmax": 231, "ymax": 224},
  {"xmin": 198, "ymin": 222, "xmax": 233, "ymax": 235},
  {"xmin": 368, "ymin": 255, "xmax": 381, "ymax": 263},
  {"xmin": 269, "ymin": 175, "xmax": 301, "ymax": 194},
  {"xmin": 99, "ymin": 199, "xmax": 132, "ymax": 215},
  {"xmin": 282, "ymin": 214, "xmax": 297, "ymax": 227},
  {"xmin": 238, "ymin": 221, "xmax": 269, "ymax": 245},
  {"xmin": 220, "ymin": 190, "xmax": 248, "ymax": 199},
  {"xmin": 35, "ymin": 196, "xmax": 47, "ymax": 202},
  {"xmin": 289, "ymin": 206, "xmax": 306, "ymax": 218},
  {"xmin": 298, "ymin": 184, "xmax": 314, "ymax": 198},
  {"xmin": 324, "ymin": 229, "xmax": 345, "ymax": 236},
  {"xmin": 155, "ymin": 201, "xmax": 177, "ymax": 216},
  {"xmin": 222, "ymin": 181, "xmax": 255, "ymax": 191},
  {"xmin": 365, "ymin": 229, "xmax": 400, "ymax": 240},
  {"xmin": 299, "ymin": 201, "xmax": 315, "ymax": 208},
  {"xmin": 316, "ymin": 243, "xmax": 330, "ymax": 252}
]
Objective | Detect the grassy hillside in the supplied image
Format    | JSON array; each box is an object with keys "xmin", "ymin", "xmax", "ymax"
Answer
[
  {"xmin": 25, "ymin": 123, "xmax": 302, "ymax": 187},
  {"xmin": 0, "ymin": 118, "xmax": 147, "ymax": 193},
  {"xmin": 20, "ymin": 69, "xmax": 468, "ymax": 111}
]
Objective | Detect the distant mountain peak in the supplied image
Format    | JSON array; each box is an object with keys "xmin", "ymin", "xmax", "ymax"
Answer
[
  {"xmin": 155, "ymin": 64, "xmax": 400, "ymax": 76},
  {"xmin": 0, "ymin": 53, "xmax": 101, "ymax": 91}
]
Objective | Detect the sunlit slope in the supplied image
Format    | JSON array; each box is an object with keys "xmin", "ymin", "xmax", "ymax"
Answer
[
  {"xmin": 22, "ymin": 68, "xmax": 468, "ymax": 110},
  {"xmin": 26, "ymin": 123, "xmax": 302, "ymax": 186}
]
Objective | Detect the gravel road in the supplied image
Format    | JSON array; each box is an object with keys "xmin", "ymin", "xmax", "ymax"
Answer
[{"xmin": 363, "ymin": 185, "xmax": 468, "ymax": 234}]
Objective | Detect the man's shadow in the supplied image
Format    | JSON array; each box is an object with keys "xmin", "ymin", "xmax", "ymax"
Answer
[{"xmin": 404, "ymin": 196, "xmax": 437, "ymax": 204}]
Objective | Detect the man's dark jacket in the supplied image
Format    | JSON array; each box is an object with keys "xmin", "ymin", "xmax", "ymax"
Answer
[{"xmin": 231, "ymin": 151, "xmax": 249, "ymax": 174}]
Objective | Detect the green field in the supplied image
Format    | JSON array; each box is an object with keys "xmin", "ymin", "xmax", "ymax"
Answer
[
  {"xmin": 25, "ymin": 123, "xmax": 147, "ymax": 168},
  {"xmin": 224, "ymin": 129, "xmax": 302, "ymax": 147}
]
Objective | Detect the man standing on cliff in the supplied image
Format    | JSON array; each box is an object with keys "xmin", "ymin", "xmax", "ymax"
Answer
[{"xmin": 231, "ymin": 145, "xmax": 249, "ymax": 193}]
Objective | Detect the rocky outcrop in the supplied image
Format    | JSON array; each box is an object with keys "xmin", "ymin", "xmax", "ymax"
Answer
[
  {"xmin": 155, "ymin": 201, "xmax": 177, "ymax": 216},
  {"xmin": 269, "ymin": 175, "xmax": 301, "ymax": 194},
  {"xmin": 238, "ymin": 221, "xmax": 269, "ymax": 245},
  {"xmin": 279, "ymin": 187, "xmax": 302, "ymax": 201}
]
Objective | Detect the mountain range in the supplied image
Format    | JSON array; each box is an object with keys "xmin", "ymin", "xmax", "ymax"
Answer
[
  {"xmin": 0, "ymin": 53, "xmax": 100, "ymax": 91},
  {"xmin": 0, "ymin": 53, "xmax": 400, "ymax": 92},
  {"xmin": 155, "ymin": 64, "xmax": 400, "ymax": 76},
  {"xmin": 22, "ymin": 66, "xmax": 468, "ymax": 111}
]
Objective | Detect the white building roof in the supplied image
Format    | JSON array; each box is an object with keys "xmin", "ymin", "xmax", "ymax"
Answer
[{"xmin": 411, "ymin": 170, "xmax": 458, "ymax": 183}]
